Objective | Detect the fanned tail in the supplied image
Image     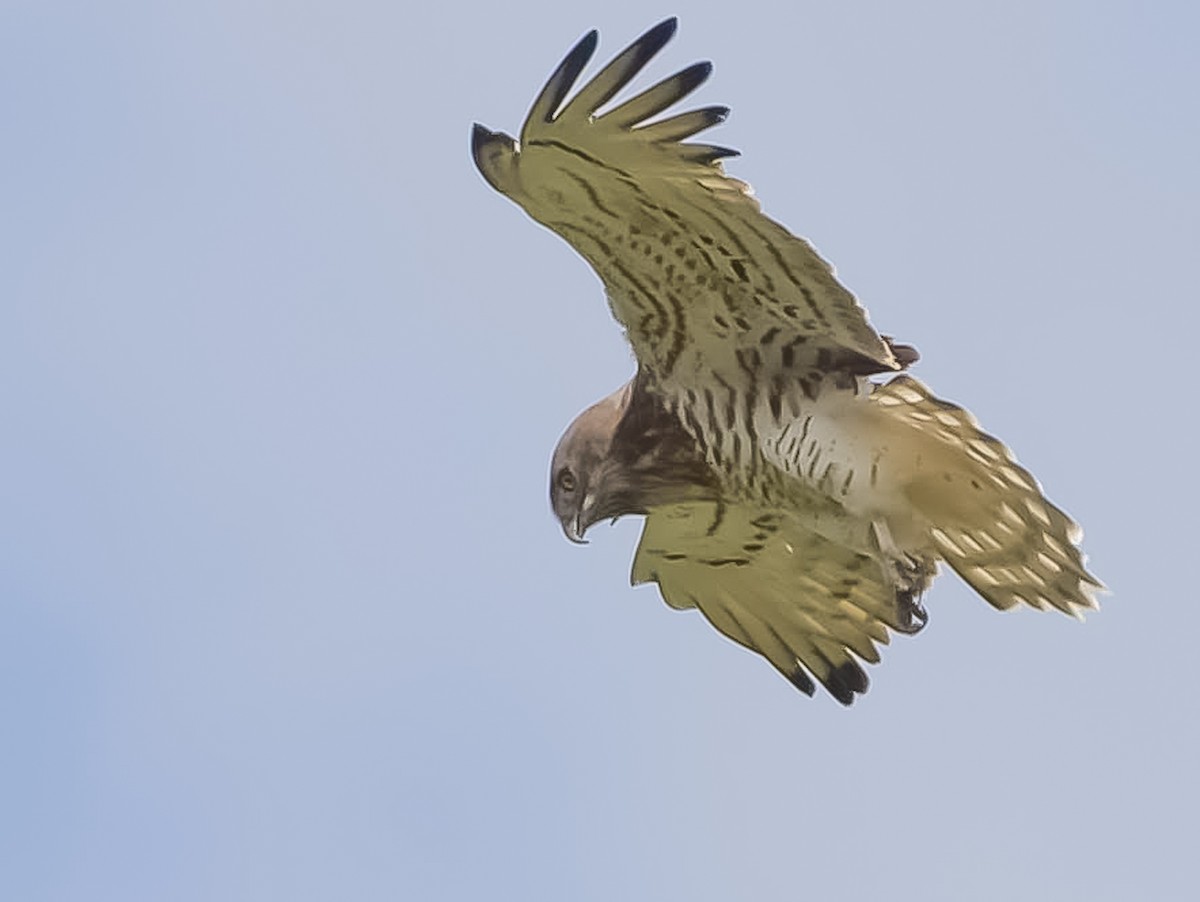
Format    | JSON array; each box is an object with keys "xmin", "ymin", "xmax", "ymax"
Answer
[{"xmin": 872, "ymin": 376, "xmax": 1104, "ymax": 617}]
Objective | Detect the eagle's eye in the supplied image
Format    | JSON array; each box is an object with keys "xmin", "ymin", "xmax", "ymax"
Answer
[{"xmin": 556, "ymin": 468, "xmax": 577, "ymax": 493}]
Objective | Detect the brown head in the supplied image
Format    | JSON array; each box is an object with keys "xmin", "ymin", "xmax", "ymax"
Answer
[{"xmin": 550, "ymin": 376, "xmax": 720, "ymax": 543}]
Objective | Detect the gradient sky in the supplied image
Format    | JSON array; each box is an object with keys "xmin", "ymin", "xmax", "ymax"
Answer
[{"xmin": 4, "ymin": 2, "xmax": 1198, "ymax": 900}]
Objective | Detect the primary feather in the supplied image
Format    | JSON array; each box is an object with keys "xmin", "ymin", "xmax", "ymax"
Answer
[{"xmin": 473, "ymin": 18, "xmax": 896, "ymax": 385}]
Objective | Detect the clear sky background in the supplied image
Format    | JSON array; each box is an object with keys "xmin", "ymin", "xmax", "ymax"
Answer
[{"xmin": 3, "ymin": 1, "xmax": 1198, "ymax": 899}]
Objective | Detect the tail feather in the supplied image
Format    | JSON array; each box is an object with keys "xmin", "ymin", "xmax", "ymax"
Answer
[{"xmin": 872, "ymin": 375, "xmax": 1103, "ymax": 616}]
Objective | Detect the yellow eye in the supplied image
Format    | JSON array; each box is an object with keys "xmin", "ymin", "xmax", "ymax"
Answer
[{"xmin": 556, "ymin": 468, "xmax": 577, "ymax": 493}]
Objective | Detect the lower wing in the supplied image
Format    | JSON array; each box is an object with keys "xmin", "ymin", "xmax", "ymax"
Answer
[{"xmin": 631, "ymin": 500, "xmax": 922, "ymax": 704}]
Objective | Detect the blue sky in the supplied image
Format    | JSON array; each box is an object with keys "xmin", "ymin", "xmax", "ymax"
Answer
[{"xmin": 3, "ymin": 1, "xmax": 1197, "ymax": 899}]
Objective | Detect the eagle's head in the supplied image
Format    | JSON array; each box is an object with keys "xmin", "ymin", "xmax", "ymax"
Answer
[
  {"xmin": 471, "ymin": 124, "xmax": 521, "ymax": 197},
  {"xmin": 550, "ymin": 378, "xmax": 720, "ymax": 544},
  {"xmin": 549, "ymin": 384, "xmax": 631, "ymax": 544}
]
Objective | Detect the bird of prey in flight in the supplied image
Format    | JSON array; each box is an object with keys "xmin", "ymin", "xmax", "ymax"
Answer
[{"xmin": 472, "ymin": 18, "xmax": 1101, "ymax": 704}]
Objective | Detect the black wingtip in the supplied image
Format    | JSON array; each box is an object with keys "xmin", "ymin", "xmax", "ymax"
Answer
[
  {"xmin": 557, "ymin": 30, "xmax": 602, "ymax": 114},
  {"xmin": 707, "ymin": 146, "xmax": 740, "ymax": 160},
  {"xmin": 784, "ymin": 666, "xmax": 817, "ymax": 697},
  {"xmin": 470, "ymin": 122, "xmax": 491, "ymax": 154},
  {"xmin": 556, "ymin": 18, "xmax": 689, "ymax": 124},
  {"xmin": 646, "ymin": 17, "xmax": 680, "ymax": 48},
  {"xmin": 470, "ymin": 122, "xmax": 509, "ymax": 179},
  {"xmin": 625, "ymin": 18, "xmax": 681, "ymax": 85},
  {"xmin": 688, "ymin": 145, "xmax": 740, "ymax": 165},
  {"xmin": 529, "ymin": 28, "xmax": 600, "ymax": 126},
  {"xmin": 608, "ymin": 18, "xmax": 680, "ymax": 103},
  {"xmin": 670, "ymin": 61, "xmax": 715, "ymax": 105},
  {"xmin": 563, "ymin": 29, "xmax": 601, "ymax": 78},
  {"xmin": 822, "ymin": 662, "xmax": 870, "ymax": 706}
]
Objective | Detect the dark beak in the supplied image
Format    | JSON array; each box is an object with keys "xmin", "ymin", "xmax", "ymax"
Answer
[{"xmin": 563, "ymin": 512, "xmax": 589, "ymax": 545}]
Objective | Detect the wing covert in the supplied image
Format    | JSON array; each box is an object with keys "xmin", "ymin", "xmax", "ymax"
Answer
[{"xmin": 477, "ymin": 19, "xmax": 897, "ymax": 382}]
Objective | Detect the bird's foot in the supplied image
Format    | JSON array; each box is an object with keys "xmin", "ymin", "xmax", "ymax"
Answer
[
  {"xmin": 870, "ymin": 520, "xmax": 933, "ymax": 635},
  {"xmin": 894, "ymin": 589, "xmax": 929, "ymax": 635}
]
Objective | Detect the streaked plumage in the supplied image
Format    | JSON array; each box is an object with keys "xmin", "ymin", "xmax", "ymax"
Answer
[
  {"xmin": 474, "ymin": 19, "xmax": 1102, "ymax": 703},
  {"xmin": 551, "ymin": 374, "xmax": 928, "ymax": 704}
]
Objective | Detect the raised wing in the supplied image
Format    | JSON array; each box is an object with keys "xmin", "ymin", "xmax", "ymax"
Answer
[
  {"xmin": 631, "ymin": 501, "xmax": 923, "ymax": 704},
  {"xmin": 473, "ymin": 18, "xmax": 898, "ymax": 384}
]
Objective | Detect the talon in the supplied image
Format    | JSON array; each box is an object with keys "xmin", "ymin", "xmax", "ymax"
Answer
[
  {"xmin": 895, "ymin": 589, "xmax": 929, "ymax": 635},
  {"xmin": 872, "ymin": 519, "xmax": 934, "ymax": 634}
]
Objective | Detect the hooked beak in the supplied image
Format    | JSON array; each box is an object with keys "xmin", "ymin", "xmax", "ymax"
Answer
[
  {"xmin": 563, "ymin": 513, "xmax": 589, "ymax": 545},
  {"xmin": 562, "ymin": 491, "xmax": 598, "ymax": 545}
]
